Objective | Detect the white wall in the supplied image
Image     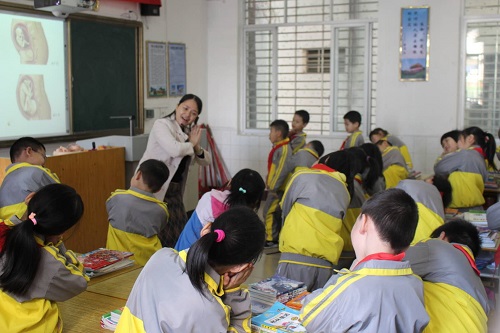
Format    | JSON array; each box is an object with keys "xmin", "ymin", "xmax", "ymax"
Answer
[
  {"xmin": 377, "ymin": 0, "xmax": 463, "ymax": 174},
  {"xmin": 205, "ymin": 1, "xmax": 465, "ymax": 176},
  {"xmin": 2, "ymin": 0, "xmax": 467, "ymax": 176}
]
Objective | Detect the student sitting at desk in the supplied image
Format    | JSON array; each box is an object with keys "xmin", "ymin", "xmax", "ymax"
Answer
[
  {"xmin": 0, "ymin": 137, "xmax": 60, "ymax": 225},
  {"xmin": 0, "ymin": 184, "xmax": 88, "ymax": 333},
  {"xmin": 396, "ymin": 177, "xmax": 452, "ymax": 245},
  {"xmin": 276, "ymin": 151, "xmax": 357, "ymax": 291},
  {"xmin": 434, "ymin": 127, "xmax": 492, "ymax": 210},
  {"xmin": 106, "ymin": 159, "xmax": 170, "ymax": 266},
  {"xmin": 404, "ymin": 220, "xmax": 490, "ymax": 333},
  {"xmin": 376, "ymin": 137, "xmax": 408, "ymax": 188},
  {"xmin": 369, "ymin": 127, "xmax": 413, "ymax": 170},
  {"xmin": 299, "ymin": 189, "xmax": 429, "ymax": 332},
  {"xmin": 175, "ymin": 168, "xmax": 265, "ymax": 251},
  {"xmin": 486, "ymin": 201, "xmax": 500, "ymax": 230},
  {"xmin": 116, "ymin": 207, "xmax": 265, "ymax": 333}
]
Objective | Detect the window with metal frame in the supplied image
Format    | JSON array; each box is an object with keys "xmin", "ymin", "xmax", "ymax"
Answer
[
  {"xmin": 463, "ymin": 1, "xmax": 500, "ymax": 134},
  {"xmin": 242, "ymin": 0, "xmax": 378, "ymax": 135}
]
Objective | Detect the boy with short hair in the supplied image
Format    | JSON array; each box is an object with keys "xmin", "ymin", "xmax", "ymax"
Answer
[
  {"xmin": 106, "ymin": 159, "xmax": 170, "ymax": 266},
  {"xmin": 0, "ymin": 137, "xmax": 60, "ymax": 223},
  {"xmin": 263, "ymin": 119, "xmax": 291, "ymax": 246},
  {"xmin": 340, "ymin": 110, "xmax": 364, "ymax": 149},
  {"xmin": 405, "ymin": 220, "xmax": 489, "ymax": 332},
  {"xmin": 289, "ymin": 110, "xmax": 309, "ymax": 154},
  {"xmin": 300, "ymin": 188, "xmax": 429, "ymax": 332}
]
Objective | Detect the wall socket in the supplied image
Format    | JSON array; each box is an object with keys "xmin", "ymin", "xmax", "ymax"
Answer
[{"xmin": 145, "ymin": 109, "xmax": 155, "ymax": 118}]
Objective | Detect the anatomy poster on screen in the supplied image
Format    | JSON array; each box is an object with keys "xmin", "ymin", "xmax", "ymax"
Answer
[{"xmin": 0, "ymin": 11, "xmax": 68, "ymax": 140}]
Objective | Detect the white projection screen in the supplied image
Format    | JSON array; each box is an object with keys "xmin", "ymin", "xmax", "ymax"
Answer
[{"xmin": 0, "ymin": 10, "xmax": 68, "ymax": 140}]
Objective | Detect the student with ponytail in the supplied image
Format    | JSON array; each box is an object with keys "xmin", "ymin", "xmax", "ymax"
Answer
[
  {"xmin": 175, "ymin": 168, "xmax": 265, "ymax": 251},
  {"xmin": 275, "ymin": 150, "xmax": 356, "ymax": 291},
  {"xmin": 434, "ymin": 126, "xmax": 493, "ymax": 209},
  {"xmin": 0, "ymin": 183, "xmax": 87, "ymax": 333},
  {"xmin": 116, "ymin": 207, "xmax": 265, "ymax": 333}
]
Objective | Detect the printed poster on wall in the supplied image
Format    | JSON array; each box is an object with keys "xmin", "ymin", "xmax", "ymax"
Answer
[
  {"xmin": 146, "ymin": 41, "xmax": 167, "ymax": 97},
  {"xmin": 400, "ymin": 7, "xmax": 430, "ymax": 81},
  {"xmin": 168, "ymin": 43, "xmax": 186, "ymax": 97}
]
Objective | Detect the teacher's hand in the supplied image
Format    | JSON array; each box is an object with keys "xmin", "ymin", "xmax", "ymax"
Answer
[{"xmin": 189, "ymin": 125, "xmax": 202, "ymax": 153}]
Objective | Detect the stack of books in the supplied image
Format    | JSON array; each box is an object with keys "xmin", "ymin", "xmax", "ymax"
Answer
[
  {"xmin": 463, "ymin": 210, "xmax": 488, "ymax": 227},
  {"xmin": 100, "ymin": 307, "xmax": 123, "ymax": 331},
  {"xmin": 251, "ymin": 302, "xmax": 307, "ymax": 333},
  {"xmin": 284, "ymin": 291, "xmax": 310, "ymax": 310},
  {"xmin": 249, "ymin": 275, "xmax": 307, "ymax": 314},
  {"xmin": 77, "ymin": 248, "xmax": 134, "ymax": 278},
  {"xmin": 478, "ymin": 227, "xmax": 498, "ymax": 250}
]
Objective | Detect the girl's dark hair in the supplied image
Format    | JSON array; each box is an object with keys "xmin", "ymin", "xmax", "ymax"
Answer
[
  {"xmin": 318, "ymin": 151, "xmax": 357, "ymax": 197},
  {"xmin": 359, "ymin": 143, "xmax": 384, "ymax": 172},
  {"xmin": 225, "ymin": 169, "xmax": 265, "ymax": 210},
  {"xmin": 346, "ymin": 147, "xmax": 381, "ymax": 192},
  {"xmin": 166, "ymin": 94, "xmax": 203, "ymax": 126},
  {"xmin": 186, "ymin": 207, "xmax": 265, "ymax": 296},
  {"xmin": 462, "ymin": 126, "xmax": 497, "ymax": 170},
  {"xmin": 432, "ymin": 173, "xmax": 453, "ymax": 208},
  {"xmin": 0, "ymin": 184, "xmax": 84, "ymax": 296},
  {"xmin": 440, "ymin": 130, "xmax": 460, "ymax": 145}
]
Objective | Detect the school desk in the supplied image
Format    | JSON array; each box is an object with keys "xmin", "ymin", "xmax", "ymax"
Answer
[
  {"xmin": 0, "ymin": 147, "xmax": 125, "ymax": 253},
  {"xmin": 59, "ymin": 265, "xmax": 141, "ymax": 333},
  {"xmin": 58, "ymin": 253, "xmax": 281, "ymax": 332}
]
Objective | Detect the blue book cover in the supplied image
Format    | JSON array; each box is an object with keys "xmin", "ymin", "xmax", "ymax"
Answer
[{"xmin": 251, "ymin": 302, "xmax": 307, "ymax": 332}]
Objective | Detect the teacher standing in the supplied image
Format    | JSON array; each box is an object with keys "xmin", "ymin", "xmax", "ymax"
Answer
[{"xmin": 138, "ymin": 94, "xmax": 211, "ymax": 247}]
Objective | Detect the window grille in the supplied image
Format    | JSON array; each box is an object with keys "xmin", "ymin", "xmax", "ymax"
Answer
[{"xmin": 242, "ymin": 0, "xmax": 378, "ymax": 135}]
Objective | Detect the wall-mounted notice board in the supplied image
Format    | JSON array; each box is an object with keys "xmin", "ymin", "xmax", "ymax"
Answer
[{"xmin": 69, "ymin": 16, "xmax": 143, "ymax": 133}]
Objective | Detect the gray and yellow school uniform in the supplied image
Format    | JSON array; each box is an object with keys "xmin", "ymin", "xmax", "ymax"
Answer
[
  {"xmin": 115, "ymin": 248, "xmax": 252, "ymax": 333},
  {"xmin": 276, "ymin": 165, "xmax": 350, "ymax": 291},
  {"xmin": 300, "ymin": 259, "xmax": 429, "ymax": 333},
  {"xmin": 289, "ymin": 131, "xmax": 307, "ymax": 154},
  {"xmin": 0, "ymin": 218, "xmax": 88, "ymax": 332},
  {"xmin": 0, "ymin": 162, "xmax": 60, "ymax": 224},
  {"xmin": 340, "ymin": 130, "xmax": 364, "ymax": 149},
  {"xmin": 263, "ymin": 138, "xmax": 292, "ymax": 242},
  {"xmin": 340, "ymin": 177, "xmax": 366, "ymax": 268},
  {"xmin": 287, "ymin": 147, "xmax": 318, "ymax": 174},
  {"xmin": 106, "ymin": 187, "xmax": 168, "ymax": 266},
  {"xmin": 405, "ymin": 239, "xmax": 489, "ymax": 332},
  {"xmin": 486, "ymin": 201, "xmax": 500, "ymax": 230},
  {"xmin": 434, "ymin": 148, "xmax": 487, "ymax": 209},
  {"xmin": 387, "ymin": 134, "xmax": 413, "ymax": 169},
  {"xmin": 382, "ymin": 146, "xmax": 408, "ymax": 188},
  {"xmin": 396, "ymin": 179, "xmax": 445, "ymax": 244}
]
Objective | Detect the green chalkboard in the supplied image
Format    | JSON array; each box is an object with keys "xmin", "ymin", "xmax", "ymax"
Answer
[{"xmin": 70, "ymin": 17, "xmax": 142, "ymax": 133}]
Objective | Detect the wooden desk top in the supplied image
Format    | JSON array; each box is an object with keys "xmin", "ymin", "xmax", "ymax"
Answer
[
  {"xmin": 60, "ymin": 291, "xmax": 127, "ymax": 333},
  {"xmin": 60, "ymin": 266, "xmax": 142, "ymax": 333},
  {"xmin": 59, "ymin": 253, "xmax": 281, "ymax": 332}
]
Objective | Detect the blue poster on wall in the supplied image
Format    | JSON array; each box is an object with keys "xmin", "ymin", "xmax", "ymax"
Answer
[{"xmin": 400, "ymin": 7, "xmax": 430, "ymax": 81}]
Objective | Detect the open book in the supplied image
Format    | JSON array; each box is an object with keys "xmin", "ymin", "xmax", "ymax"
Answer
[{"xmin": 78, "ymin": 248, "xmax": 134, "ymax": 278}]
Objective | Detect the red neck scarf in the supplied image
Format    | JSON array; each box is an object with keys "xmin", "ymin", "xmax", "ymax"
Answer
[
  {"xmin": 355, "ymin": 252, "xmax": 405, "ymax": 269},
  {"xmin": 452, "ymin": 244, "xmax": 480, "ymax": 276},
  {"xmin": 311, "ymin": 163, "xmax": 336, "ymax": 173},
  {"xmin": 267, "ymin": 138, "xmax": 290, "ymax": 172}
]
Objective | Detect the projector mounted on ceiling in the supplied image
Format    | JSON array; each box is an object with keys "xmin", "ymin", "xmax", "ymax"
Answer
[{"xmin": 34, "ymin": 0, "xmax": 96, "ymax": 18}]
